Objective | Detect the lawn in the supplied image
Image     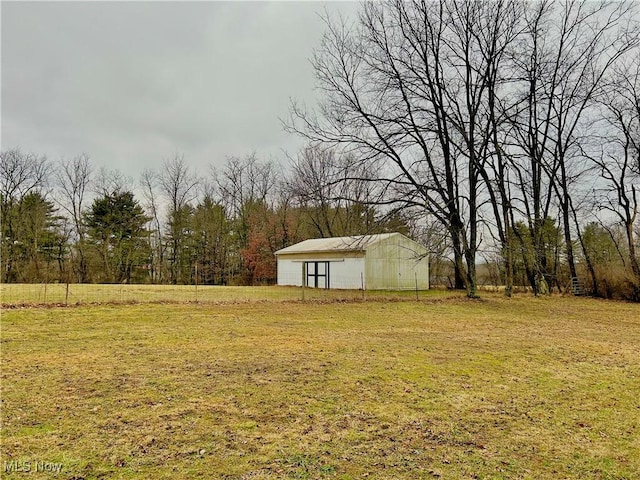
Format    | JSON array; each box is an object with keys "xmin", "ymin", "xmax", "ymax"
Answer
[{"xmin": 1, "ymin": 294, "xmax": 639, "ymax": 479}]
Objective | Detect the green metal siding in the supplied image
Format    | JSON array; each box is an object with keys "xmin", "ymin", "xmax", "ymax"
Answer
[{"xmin": 364, "ymin": 234, "xmax": 429, "ymax": 290}]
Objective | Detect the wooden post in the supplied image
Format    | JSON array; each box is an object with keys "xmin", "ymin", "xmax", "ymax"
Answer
[
  {"xmin": 415, "ymin": 272, "xmax": 419, "ymax": 301},
  {"xmin": 361, "ymin": 272, "xmax": 365, "ymax": 300}
]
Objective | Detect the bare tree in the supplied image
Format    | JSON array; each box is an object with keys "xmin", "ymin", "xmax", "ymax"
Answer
[
  {"xmin": 216, "ymin": 154, "xmax": 277, "ymax": 213},
  {"xmin": 140, "ymin": 168, "xmax": 166, "ymax": 283},
  {"xmin": 272, "ymin": 178, "xmax": 302, "ymax": 251},
  {"xmin": 159, "ymin": 155, "xmax": 199, "ymax": 284},
  {"xmin": 212, "ymin": 154, "xmax": 279, "ymax": 282},
  {"xmin": 1, "ymin": 148, "xmax": 50, "ymax": 282},
  {"xmin": 588, "ymin": 55, "xmax": 640, "ymax": 295},
  {"xmin": 504, "ymin": 0, "xmax": 638, "ymax": 293},
  {"xmin": 288, "ymin": 146, "xmax": 339, "ymax": 237},
  {"xmin": 1, "ymin": 148, "xmax": 49, "ymax": 201},
  {"xmin": 287, "ymin": 144, "xmax": 396, "ymax": 238},
  {"xmin": 94, "ymin": 166, "xmax": 133, "ymax": 196},
  {"xmin": 287, "ymin": 0, "xmax": 522, "ymax": 297},
  {"xmin": 55, "ymin": 153, "xmax": 92, "ymax": 282},
  {"xmin": 216, "ymin": 154, "xmax": 278, "ymax": 242}
]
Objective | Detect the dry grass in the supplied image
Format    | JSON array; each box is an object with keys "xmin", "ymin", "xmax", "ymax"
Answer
[
  {"xmin": 1, "ymin": 294, "xmax": 639, "ymax": 479},
  {"xmin": 0, "ymin": 283, "xmax": 439, "ymax": 306}
]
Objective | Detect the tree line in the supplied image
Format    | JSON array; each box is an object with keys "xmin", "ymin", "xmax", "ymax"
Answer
[
  {"xmin": 286, "ymin": 0, "xmax": 640, "ymax": 300},
  {"xmin": 0, "ymin": 149, "xmax": 410, "ymax": 287}
]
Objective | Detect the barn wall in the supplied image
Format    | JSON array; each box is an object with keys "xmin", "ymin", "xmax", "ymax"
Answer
[
  {"xmin": 277, "ymin": 258, "xmax": 305, "ymax": 286},
  {"xmin": 365, "ymin": 234, "xmax": 429, "ymax": 290},
  {"xmin": 329, "ymin": 257, "xmax": 366, "ymax": 289},
  {"xmin": 276, "ymin": 254, "xmax": 365, "ymax": 289}
]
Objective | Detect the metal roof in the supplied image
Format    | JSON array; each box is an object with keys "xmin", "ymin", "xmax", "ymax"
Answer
[{"xmin": 275, "ymin": 233, "xmax": 400, "ymax": 255}]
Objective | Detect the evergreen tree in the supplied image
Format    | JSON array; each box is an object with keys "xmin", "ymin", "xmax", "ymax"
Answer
[{"xmin": 85, "ymin": 190, "xmax": 150, "ymax": 283}]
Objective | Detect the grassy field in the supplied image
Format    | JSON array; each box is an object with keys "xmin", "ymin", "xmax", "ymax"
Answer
[
  {"xmin": 1, "ymin": 293, "xmax": 639, "ymax": 479},
  {"xmin": 0, "ymin": 283, "xmax": 438, "ymax": 306}
]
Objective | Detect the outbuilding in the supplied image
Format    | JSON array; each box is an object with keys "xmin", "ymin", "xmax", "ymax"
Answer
[{"xmin": 275, "ymin": 232, "xmax": 429, "ymax": 290}]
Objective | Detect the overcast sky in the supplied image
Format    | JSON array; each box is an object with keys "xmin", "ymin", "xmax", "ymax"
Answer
[{"xmin": 1, "ymin": 1, "xmax": 359, "ymax": 179}]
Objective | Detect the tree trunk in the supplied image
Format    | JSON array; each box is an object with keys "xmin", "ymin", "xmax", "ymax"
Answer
[{"xmin": 450, "ymin": 223, "xmax": 467, "ymax": 290}]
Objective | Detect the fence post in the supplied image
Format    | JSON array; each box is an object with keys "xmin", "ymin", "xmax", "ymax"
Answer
[
  {"xmin": 195, "ymin": 263, "xmax": 199, "ymax": 303},
  {"xmin": 415, "ymin": 272, "xmax": 419, "ymax": 301},
  {"xmin": 65, "ymin": 257, "xmax": 71, "ymax": 306},
  {"xmin": 301, "ymin": 262, "xmax": 306, "ymax": 301},
  {"xmin": 361, "ymin": 272, "xmax": 365, "ymax": 301}
]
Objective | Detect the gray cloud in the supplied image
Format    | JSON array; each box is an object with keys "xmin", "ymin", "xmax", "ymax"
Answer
[{"xmin": 2, "ymin": 1, "xmax": 359, "ymax": 177}]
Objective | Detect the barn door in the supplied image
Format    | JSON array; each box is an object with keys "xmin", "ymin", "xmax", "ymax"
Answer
[{"xmin": 305, "ymin": 261, "xmax": 330, "ymax": 289}]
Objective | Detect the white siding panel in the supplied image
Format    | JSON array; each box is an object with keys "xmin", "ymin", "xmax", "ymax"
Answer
[
  {"xmin": 329, "ymin": 257, "xmax": 365, "ymax": 289},
  {"xmin": 277, "ymin": 258, "xmax": 304, "ymax": 286},
  {"xmin": 276, "ymin": 256, "xmax": 365, "ymax": 289}
]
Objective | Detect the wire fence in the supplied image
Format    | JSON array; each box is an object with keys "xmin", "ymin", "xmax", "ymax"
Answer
[{"xmin": 0, "ymin": 278, "xmax": 437, "ymax": 307}]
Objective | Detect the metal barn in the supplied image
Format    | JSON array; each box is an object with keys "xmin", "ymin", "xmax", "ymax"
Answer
[{"xmin": 275, "ymin": 233, "xmax": 429, "ymax": 290}]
